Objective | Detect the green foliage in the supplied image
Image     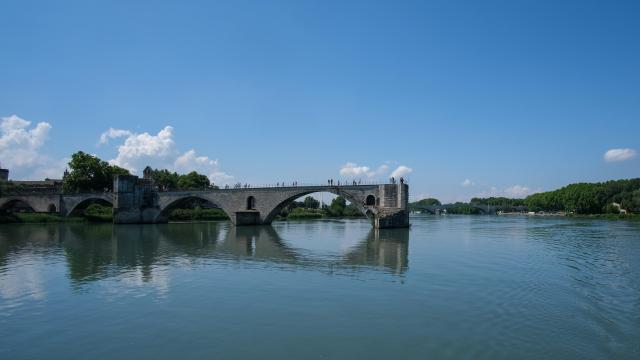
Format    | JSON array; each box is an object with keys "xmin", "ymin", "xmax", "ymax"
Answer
[
  {"xmin": 470, "ymin": 197, "xmax": 525, "ymax": 207},
  {"xmin": 409, "ymin": 198, "xmax": 441, "ymax": 211},
  {"xmin": 303, "ymin": 196, "xmax": 320, "ymax": 209},
  {"xmin": 177, "ymin": 171, "xmax": 211, "ymax": 190},
  {"xmin": 326, "ymin": 196, "xmax": 347, "ymax": 217},
  {"xmin": 1, "ymin": 213, "xmax": 84, "ymax": 223},
  {"xmin": 169, "ymin": 207, "xmax": 229, "ymax": 221},
  {"xmin": 84, "ymin": 203, "xmax": 113, "ymax": 222},
  {"xmin": 415, "ymin": 198, "xmax": 442, "ymax": 206},
  {"xmin": 524, "ymin": 178, "xmax": 640, "ymax": 214},
  {"xmin": 63, "ymin": 151, "xmax": 129, "ymax": 193},
  {"xmin": 287, "ymin": 207, "xmax": 324, "ymax": 219},
  {"xmin": 152, "ymin": 169, "xmax": 180, "ymax": 191},
  {"xmin": 343, "ymin": 203, "xmax": 363, "ymax": 217},
  {"xmin": 445, "ymin": 202, "xmax": 483, "ymax": 215}
]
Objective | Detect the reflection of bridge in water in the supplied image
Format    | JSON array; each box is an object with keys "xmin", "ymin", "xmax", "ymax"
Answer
[{"xmin": 0, "ymin": 222, "xmax": 409, "ymax": 285}]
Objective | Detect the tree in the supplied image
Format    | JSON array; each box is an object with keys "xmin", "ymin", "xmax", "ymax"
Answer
[
  {"xmin": 303, "ymin": 196, "xmax": 320, "ymax": 209},
  {"xmin": 409, "ymin": 198, "xmax": 441, "ymax": 211},
  {"xmin": 523, "ymin": 178, "xmax": 640, "ymax": 214},
  {"xmin": 152, "ymin": 169, "xmax": 180, "ymax": 191},
  {"xmin": 326, "ymin": 196, "xmax": 346, "ymax": 216},
  {"xmin": 343, "ymin": 203, "xmax": 362, "ymax": 217},
  {"xmin": 177, "ymin": 171, "xmax": 211, "ymax": 190},
  {"xmin": 63, "ymin": 151, "xmax": 129, "ymax": 193}
]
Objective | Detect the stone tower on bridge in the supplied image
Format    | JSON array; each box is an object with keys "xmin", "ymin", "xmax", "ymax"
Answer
[{"xmin": 112, "ymin": 175, "xmax": 409, "ymax": 229}]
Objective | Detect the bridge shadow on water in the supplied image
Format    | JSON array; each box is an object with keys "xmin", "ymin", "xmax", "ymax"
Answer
[{"xmin": 0, "ymin": 220, "xmax": 409, "ymax": 286}]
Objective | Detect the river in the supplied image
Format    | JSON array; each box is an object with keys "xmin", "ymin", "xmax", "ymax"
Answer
[{"xmin": 1, "ymin": 215, "xmax": 639, "ymax": 359}]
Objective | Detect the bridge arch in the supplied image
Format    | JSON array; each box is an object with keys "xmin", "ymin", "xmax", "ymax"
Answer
[
  {"xmin": 155, "ymin": 195, "xmax": 231, "ymax": 222},
  {"xmin": 66, "ymin": 197, "xmax": 114, "ymax": 216},
  {"xmin": 262, "ymin": 189, "xmax": 374, "ymax": 224},
  {"xmin": 0, "ymin": 198, "xmax": 36, "ymax": 212}
]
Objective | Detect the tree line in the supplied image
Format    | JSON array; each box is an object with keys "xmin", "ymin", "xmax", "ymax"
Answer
[
  {"xmin": 524, "ymin": 178, "xmax": 640, "ymax": 214},
  {"xmin": 280, "ymin": 195, "xmax": 363, "ymax": 219},
  {"xmin": 409, "ymin": 178, "xmax": 640, "ymax": 215},
  {"xmin": 62, "ymin": 151, "xmax": 215, "ymax": 193}
]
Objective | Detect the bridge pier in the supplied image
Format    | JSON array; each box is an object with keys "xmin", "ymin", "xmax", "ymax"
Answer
[{"xmin": 234, "ymin": 210, "xmax": 261, "ymax": 225}]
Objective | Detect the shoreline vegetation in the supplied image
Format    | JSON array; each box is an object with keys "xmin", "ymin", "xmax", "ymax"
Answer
[{"xmin": 410, "ymin": 178, "xmax": 640, "ymax": 218}]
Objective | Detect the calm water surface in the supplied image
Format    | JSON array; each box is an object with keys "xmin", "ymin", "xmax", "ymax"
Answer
[{"xmin": 1, "ymin": 216, "xmax": 639, "ymax": 359}]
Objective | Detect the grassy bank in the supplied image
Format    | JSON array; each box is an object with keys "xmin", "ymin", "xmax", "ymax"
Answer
[
  {"xmin": 169, "ymin": 208, "xmax": 229, "ymax": 221},
  {"xmin": 0, "ymin": 213, "xmax": 85, "ymax": 223}
]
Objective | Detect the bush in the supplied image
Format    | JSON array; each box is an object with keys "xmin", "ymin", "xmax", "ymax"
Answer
[
  {"xmin": 84, "ymin": 204, "xmax": 113, "ymax": 222},
  {"xmin": 168, "ymin": 207, "xmax": 229, "ymax": 221},
  {"xmin": 287, "ymin": 208, "xmax": 324, "ymax": 219}
]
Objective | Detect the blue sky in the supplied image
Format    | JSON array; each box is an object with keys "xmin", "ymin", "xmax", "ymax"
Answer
[{"xmin": 1, "ymin": 0, "xmax": 638, "ymax": 202}]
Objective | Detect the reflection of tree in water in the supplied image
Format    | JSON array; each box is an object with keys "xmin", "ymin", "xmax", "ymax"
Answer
[
  {"xmin": 0, "ymin": 224, "xmax": 62, "ymax": 269},
  {"xmin": 2, "ymin": 222, "xmax": 410, "ymax": 285}
]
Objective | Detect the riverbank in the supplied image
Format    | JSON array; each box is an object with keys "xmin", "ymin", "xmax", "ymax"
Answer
[{"xmin": 0, "ymin": 213, "xmax": 85, "ymax": 223}]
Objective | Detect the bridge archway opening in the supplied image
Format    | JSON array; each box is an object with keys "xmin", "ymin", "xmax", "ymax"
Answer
[
  {"xmin": 159, "ymin": 196, "xmax": 230, "ymax": 222},
  {"xmin": 267, "ymin": 191, "xmax": 370, "ymax": 223},
  {"xmin": 0, "ymin": 199, "xmax": 35, "ymax": 213},
  {"xmin": 69, "ymin": 198, "xmax": 113, "ymax": 217},
  {"xmin": 246, "ymin": 196, "xmax": 256, "ymax": 210},
  {"xmin": 365, "ymin": 195, "xmax": 376, "ymax": 206},
  {"xmin": 48, "ymin": 204, "xmax": 57, "ymax": 213}
]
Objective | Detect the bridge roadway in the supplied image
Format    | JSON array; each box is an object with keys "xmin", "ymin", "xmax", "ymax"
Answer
[{"xmin": 0, "ymin": 177, "xmax": 410, "ymax": 228}]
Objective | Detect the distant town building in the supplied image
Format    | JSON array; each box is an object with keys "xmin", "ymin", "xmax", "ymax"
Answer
[{"xmin": 0, "ymin": 168, "xmax": 63, "ymax": 192}]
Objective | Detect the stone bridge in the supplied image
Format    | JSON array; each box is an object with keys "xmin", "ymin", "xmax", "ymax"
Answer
[
  {"xmin": 114, "ymin": 175, "xmax": 409, "ymax": 228},
  {"xmin": 0, "ymin": 175, "xmax": 410, "ymax": 229},
  {"xmin": 0, "ymin": 192, "xmax": 114, "ymax": 216}
]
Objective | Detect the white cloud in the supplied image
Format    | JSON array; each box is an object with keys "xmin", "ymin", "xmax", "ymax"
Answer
[
  {"xmin": 375, "ymin": 164, "xmax": 389, "ymax": 175},
  {"xmin": 174, "ymin": 149, "xmax": 234, "ymax": 185},
  {"xmin": 98, "ymin": 128, "xmax": 133, "ymax": 145},
  {"xmin": 0, "ymin": 114, "xmax": 65, "ymax": 179},
  {"xmin": 108, "ymin": 126, "xmax": 177, "ymax": 173},
  {"xmin": 474, "ymin": 184, "xmax": 538, "ymax": 199},
  {"xmin": 604, "ymin": 148, "xmax": 636, "ymax": 162},
  {"xmin": 339, "ymin": 162, "xmax": 390, "ymax": 178},
  {"xmin": 340, "ymin": 162, "xmax": 371, "ymax": 177},
  {"xmin": 102, "ymin": 126, "xmax": 234, "ymax": 185},
  {"xmin": 390, "ymin": 165, "xmax": 413, "ymax": 178},
  {"xmin": 0, "ymin": 115, "xmax": 51, "ymax": 169},
  {"xmin": 504, "ymin": 185, "xmax": 533, "ymax": 198},
  {"xmin": 461, "ymin": 179, "xmax": 474, "ymax": 187}
]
